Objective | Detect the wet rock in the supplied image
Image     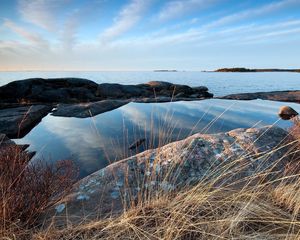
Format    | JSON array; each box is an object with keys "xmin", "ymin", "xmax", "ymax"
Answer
[
  {"xmin": 220, "ymin": 90, "xmax": 300, "ymax": 103},
  {"xmin": 52, "ymin": 100, "xmax": 129, "ymax": 118},
  {"xmin": 0, "ymin": 105, "xmax": 53, "ymax": 138},
  {"xmin": 278, "ymin": 106, "xmax": 299, "ymax": 120},
  {"xmin": 44, "ymin": 126, "xmax": 295, "ymax": 225},
  {"xmin": 0, "ymin": 133, "xmax": 13, "ymax": 145},
  {"xmin": 133, "ymin": 97, "xmax": 173, "ymax": 103},
  {"xmin": 0, "ymin": 134, "xmax": 35, "ymax": 161}
]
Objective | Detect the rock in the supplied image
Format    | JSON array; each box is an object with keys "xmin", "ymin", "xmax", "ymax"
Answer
[
  {"xmin": 52, "ymin": 100, "xmax": 129, "ymax": 118},
  {"xmin": 220, "ymin": 90, "xmax": 300, "ymax": 103},
  {"xmin": 133, "ymin": 97, "xmax": 173, "ymax": 103},
  {"xmin": 192, "ymin": 86, "xmax": 209, "ymax": 92},
  {"xmin": 0, "ymin": 78, "xmax": 99, "ymax": 104},
  {"xmin": 175, "ymin": 92, "xmax": 187, "ymax": 98},
  {"xmin": 0, "ymin": 133, "xmax": 13, "ymax": 145},
  {"xmin": 141, "ymin": 81, "xmax": 210, "ymax": 97},
  {"xmin": 0, "ymin": 78, "xmax": 213, "ymax": 105},
  {"xmin": 96, "ymin": 83, "xmax": 148, "ymax": 98},
  {"xmin": 0, "ymin": 105, "xmax": 53, "ymax": 138},
  {"xmin": 278, "ymin": 106, "xmax": 299, "ymax": 120},
  {"xmin": 43, "ymin": 126, "xmax": 295, "ymax": 225},
  {"xmin": 0, "ymin": 134, "xmax": 35, "ymax": 161}
]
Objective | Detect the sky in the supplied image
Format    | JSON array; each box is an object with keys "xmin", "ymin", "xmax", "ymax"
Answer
[{"xmin": 0, "ymin": 0, "xmax": 300, "ymax": 71}]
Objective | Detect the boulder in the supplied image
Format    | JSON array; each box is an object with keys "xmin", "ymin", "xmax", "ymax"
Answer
[
  {"xmin": 192, "ymin": 86, "xmax": 209, "ymax": 92},
  {"xmin": 0, "ymin": 78, "xmax": 213, "ymax": 105},
  {"xmin": 278, "ymin": 106, "xmax": 299, "ymax": 120},
  {"xmin": 96, "ymin": 84, "xmax": 148, "ymax": 98},
  {"xmin": 144, "ymin": 81, "xmax": 173, "ymax": 91},
  {"xmin": 141, "ymin": 81, "xmax": 210, "ymax": 97},
  {"xmin": 43, "ymin": 126, "xmax": 295, "ymax": 225},
  {"xmin": 0, "ymin": 105, "xmax": 53, "ymax": 138},
  {"xmin": 0, "ymin": 78, "xmax": 99, "ymax": 103},
  {"xmin": 52, "ymin": 100, "xmax": 129, "ymax": 118}
]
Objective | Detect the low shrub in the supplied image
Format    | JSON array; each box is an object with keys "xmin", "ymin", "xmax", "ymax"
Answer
[{"xmin": 0, "ymin": 145, "xmax": 77, "ymax": 239}]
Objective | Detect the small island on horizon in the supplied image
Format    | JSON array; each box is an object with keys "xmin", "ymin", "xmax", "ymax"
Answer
[
  {"xmin": 153, "ymin": 69, "xmax": 178, "ymax": 72},
  {"xmin": 213, "ymin": 67, "xmax": 300, "ymax": 73}
]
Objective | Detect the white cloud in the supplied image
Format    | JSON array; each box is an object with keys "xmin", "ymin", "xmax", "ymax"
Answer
[
  {"xmin": 3, "ymin": 19, "xmax": 49, "ymax": 49},
  {"xmin": 18, "ymin": 0, "xmax": 64, "ymax": 32},
  {"xmin": 205, "ymin": 0, "xmax": 300, "ymax": 28},
  {"xmin": 157, "ymin": 0, "xmax": 218, "ymax": 22},
  {"xmin": 60, "ymin": 11, "xmax": 80, "ymax": 51},
  {"xmin": 100, "ymin": 0, "xmax": 152, "ymax": 42}
]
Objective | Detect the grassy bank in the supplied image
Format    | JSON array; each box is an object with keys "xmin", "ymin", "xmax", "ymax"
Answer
[{"xmin": 1, "ymin": 120, "xmax": 300, "ymax": 240}]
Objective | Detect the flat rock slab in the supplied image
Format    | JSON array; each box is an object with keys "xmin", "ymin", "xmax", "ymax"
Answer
[
  {"xmin": 220, "ymin": 90, "xmax": 300, "ymax": 103},
  {"xmin": 52, "ymin": 100, "xmax": 129, "ymax": 118},
  {"xmin": 0, "ymin": 133, "xmax": 35, "ymax": 160},
  {"xmin": 43, "ymin": 126, "xmax": 295, "ymax": 225},
  {"xmin": 0, "ymin": 133, "xmax": 13, "ymax": 145},
  {"xmin": 0, "ymin": 79, "xmax": 213, "ymax": 104},
  {"xmin": 0, "ymin": 105, "xmax": 53, "ymax": 138},
  {"xmin": 52, "ymin": 97, "xmax": 209, "ymax": 118}
]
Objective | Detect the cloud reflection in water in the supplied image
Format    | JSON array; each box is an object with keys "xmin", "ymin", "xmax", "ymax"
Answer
[{"xmin": 15, "ymin": 99, "xmax": 300, "ymax": 178}]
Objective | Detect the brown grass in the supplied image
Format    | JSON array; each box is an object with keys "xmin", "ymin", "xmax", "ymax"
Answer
[
  {"xmin": 2, "ymin": 116, "xmax": 300, "ymax": 240},
  {"xmin": 0, "ymin": 145, "xmax": 77, "ymax": 239},
  {"xmin": 31, "ymin": 119, "xmax": 300, "ymax": 240}
]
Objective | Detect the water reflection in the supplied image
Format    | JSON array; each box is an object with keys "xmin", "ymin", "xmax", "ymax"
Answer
[{"xmin": 14, "ymin": 99, "xmax": 300, "ymax": 178}]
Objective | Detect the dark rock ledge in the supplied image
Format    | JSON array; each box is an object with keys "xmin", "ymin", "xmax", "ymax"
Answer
[
  {"xmin": 0, "ymin": 78, "xmax": 212, "ymax": 104},
  {"xmin": 219, "ymin": 90, "xmax": 300, "ymax": 103},
  {"xmin": 41, "ymin": 126, "xmax": 298, "ymax": 225},
  {"xmin": 0, "ymin": 78, "xmax": 213, "ymax": 138},
  {"xmin": 0, "ymin": 105, "xmax": 53, "ymax": 138},
  {"xmin": 0, "ymin": 133, "xmax": 36, "ymax": 160}
]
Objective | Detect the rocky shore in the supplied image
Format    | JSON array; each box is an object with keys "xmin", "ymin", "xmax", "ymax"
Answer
[
  {"xmin": 42, "ymin": 125, "xmax": 297, "ymax": 225},
  {"xmin": 214, "ymin": 67, "xmax": 300, "ymax": 72},
  {"xmin": 220, "ymin": 90, "xmax": 300, "ymax": 103},
  {"xmin": 0, "ymin": 78, "xmax": 213, "ymax": 138},
  {"xmin": 1, "ymin": 77, "xmax": 300, "ymax": 234}
]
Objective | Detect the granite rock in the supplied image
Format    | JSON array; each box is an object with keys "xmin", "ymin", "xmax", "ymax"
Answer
[{"xmin": 43, "ymin": 126, "xmax": 295, "ymax": 225}]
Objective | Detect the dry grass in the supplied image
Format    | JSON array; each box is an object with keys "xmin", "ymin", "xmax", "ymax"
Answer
[
  {"xmin": 32, "ymin": 118, "xmax": 300, "ymax": 240},
  {"xmin": 0, "ymin": 145, "xmax": 77, "ymax": 239},
  {"xmin": 2, "ymin": 113, "xmax": 300, "ymax": 239},
  {"xmin": 37, "ymin": 179, "xmax": 300, "ymax": 239}
]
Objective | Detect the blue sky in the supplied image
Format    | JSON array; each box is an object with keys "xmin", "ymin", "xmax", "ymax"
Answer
[{"xmin": 0, "ymin": 0, "xmax": 300, "ymax": 71}]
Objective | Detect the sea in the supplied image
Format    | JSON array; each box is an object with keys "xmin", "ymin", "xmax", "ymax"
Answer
[{"xmin": 1, "ymin": 71, "xmax": 299, "ymax": 177}]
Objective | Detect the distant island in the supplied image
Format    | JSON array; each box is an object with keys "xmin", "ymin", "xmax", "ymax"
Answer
[
  {"xmin": 214, "ymin": 68, "xmax": 300, "ymax": 73},
  {"xmin": 154, "ymin": 70, "xmax": 178, "ymax": 72}
]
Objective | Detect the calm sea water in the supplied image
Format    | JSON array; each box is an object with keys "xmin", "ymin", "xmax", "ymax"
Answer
[
  {"xmin": 14, "ymin": 99, "xmax": 300, "ymax": 177},
  {"xmin": 3, "ymin": 71, "xmax": 300, "ymax": 177},
  {"xmin": 1, "ymin": 71, "xmax": 300, "ymax": 96}
]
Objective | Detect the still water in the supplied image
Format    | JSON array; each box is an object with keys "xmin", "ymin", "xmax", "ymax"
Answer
[
  {"xmin": 1, "ymin": 71, "xmax": 300, "ymax": 96},
  {"xmin": 14, "ymin": 99, "xmax": 300, "ymax": 178}
]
